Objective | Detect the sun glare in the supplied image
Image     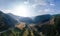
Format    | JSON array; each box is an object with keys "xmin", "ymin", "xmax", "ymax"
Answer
[{"xmin": 14, "ymin": 5, "xmax": 30, "ymax": 17}]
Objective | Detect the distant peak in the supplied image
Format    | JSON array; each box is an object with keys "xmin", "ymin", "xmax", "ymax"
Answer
[{"xmin": 0, "ymin": 11, "xmax": 4, "ymax": 14}]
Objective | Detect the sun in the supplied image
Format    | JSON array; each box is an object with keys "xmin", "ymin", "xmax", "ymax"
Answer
[{"xmin": 14, "ymin": 5, "xmax": 30, "ymax": 17}]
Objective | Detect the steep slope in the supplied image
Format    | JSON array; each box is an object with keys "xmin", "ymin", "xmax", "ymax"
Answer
[
  {"xmin": 34, "ymin": 14, "xmax": 52, "ymax": 24},
  {"xmin": 0, "ymin": 11, "xmax": 9, "ymax": 32},
  {"xmin": 0, "ymin": 11, "xmax": 19, "ymax": 32}
]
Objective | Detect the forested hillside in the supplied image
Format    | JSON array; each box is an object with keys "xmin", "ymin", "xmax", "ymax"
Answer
[{"xmin": 0, "ymin": 11, "xmax": 60, "ymax": 36}]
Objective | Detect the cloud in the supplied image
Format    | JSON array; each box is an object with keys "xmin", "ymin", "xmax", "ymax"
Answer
[
  {"xmin": 28, "ymin": 0, "xmax": 55, "ymax": 14},
  {"xmin": 34, "ymin": 0, "xmax": 47, "ymax": 5},
  {"xmin": 38, "ymin": 9, "xmax": 54, "ymax": 13},
  {"xmin": 44, "ymin": 9, "xmax": 50, "ymax": 12},
  {"xmin": 24, "ymin": 1, "xmax": 29, "ymax": 5},
  {"xmin": 29, "ymin": 0, "xmax": 55, "ymax": 8},
  {"xmin": 50, "ymin": 3, "xmax": 55, "ymax": 6},
  {"xmin": 1, "ymin": 9, "xmax": 13, "ymax": 13},
  {"xmin": 37, "ymin": 9, "xmax": 55, "ymax": 15},
  {"xmin": 31, "ymin": 4, "xmax": 37, "ymax": 8},
  {"xmin": 0, "ymin": 0, "xmax": 56, "ymax": 16}
]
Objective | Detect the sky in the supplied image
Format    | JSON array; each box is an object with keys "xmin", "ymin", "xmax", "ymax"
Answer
[{"xmin": 0, "ymin": 0, "xmax": 60, "ymax": 17}]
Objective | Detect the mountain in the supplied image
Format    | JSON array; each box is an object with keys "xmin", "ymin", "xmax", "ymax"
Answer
[
  {"xmin": 0, "ymin": 11, "xmax": 19, "ymax": 32},
  {"xmin": 53, "ymin": 14, "xmax": 60, "ymax": 24},
  {"xmin": 0, "ymin": 11, "xmax": 10, "ymax": 32},
  {"xmin": 19, "ymin": 17, "xmax": 33, "ymax": 24},
  {"xmin": 53, "ymin": 14, "xmax": 60, "ymax": 18},
  {"xmin": 8, "ymin": 13, "xmax": 33, "ymax": 24},
  {"xmin": 7, "ymin": 13, "xmax": 53, "ymax": 24},
  {"xmin": 4, "ymin": 14, "xmax": 19, "ymax": 27},
  {"xmin": 34, "ymin": 14, "xmax": 52, "ymax": 24}
]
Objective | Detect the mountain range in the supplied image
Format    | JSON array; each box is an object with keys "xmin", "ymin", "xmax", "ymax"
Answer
[
  {"xmin": 7, "ymin": 13, "xmax": 53, "ymax": 24},
  {"xmin": 0, "ymin": 11, "xmax": 60, "ymax": 33}
]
